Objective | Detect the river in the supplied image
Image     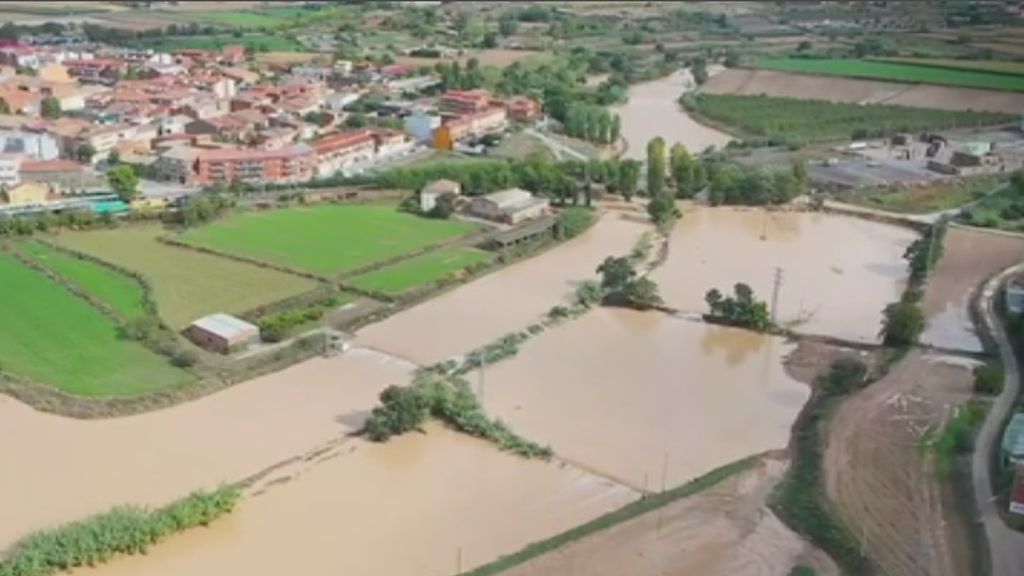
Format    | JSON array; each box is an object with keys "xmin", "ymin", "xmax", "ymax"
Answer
[{"xmin": 611, "ymin": 69, "xmax": 733, "ymax": 160}]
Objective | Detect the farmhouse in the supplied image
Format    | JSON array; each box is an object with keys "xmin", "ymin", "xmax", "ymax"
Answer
[
  {"xmin": 468, "ymin": 188, "xmax": 550, "ymax": 225},
  {"xmin": 420, "ymin": 178, "xmax": 461, "ymax": 213},
  {"xmin": 186, "ymin": 313, "xmax": 260, "ymax": 354}
]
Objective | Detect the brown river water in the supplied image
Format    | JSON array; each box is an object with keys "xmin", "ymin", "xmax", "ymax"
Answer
[
  {"xmin": 611, "ymin": 69, "xmax": 733, "ymax": 159},
  {"xmin": 651, "ymin": 206, "xmax": 917, "ymax": 343},
  {"xmin": 482, "ymin": 307, "xmax": 809, "ymax": 492},
  {"xmin": 1, "ymin": 206, "xmax": 916, "ymax": 574}
]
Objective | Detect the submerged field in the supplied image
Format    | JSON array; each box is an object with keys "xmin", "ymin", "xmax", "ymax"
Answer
[
  {"xmin": 0, "ymin": 251, "xmax": 190, "ymax": 397},
  {"xmin": 52, "ymin": 226, "xmax": 316, "ymax": 329},
  {"xmin": 752, "ymin": 58, "xmax": 1024, "ymax": 92},
  {"xmin": 179, "ymin": 204, "xmax": 477, "ymax": 277},
  {"xmin": 349, "ymin": 246, "xmax": 491, "ymax": 295},
  {"xmin": 684, "ymin": 93, "xmax": 1012, "ymax": 144},
  {"xmin": 18, "ymin": 240, "xmax": 147, "ymax": 319}
]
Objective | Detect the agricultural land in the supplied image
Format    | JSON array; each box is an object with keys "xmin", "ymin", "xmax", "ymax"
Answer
[{"xmin": 751, "ymin": 58, "xmax": 1024, "ymax": 92}]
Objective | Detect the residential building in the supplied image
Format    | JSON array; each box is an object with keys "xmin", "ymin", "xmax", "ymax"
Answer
[
  {"xmin": 186, "ymin": 110, "xmax": 268, "ymax": 143},
  {"xmin": 504, "ymin": 96, "xmax": 540, "ymax": 121},
  {"xmin": 186, "ymin": 313, "xmax": 260, "ymax": 354},
  {"xmin": 433, "ymin": 106, "xmax": 507, "ymax": 148},
  {"xmin": 439, "ymin": 89, "xmax": 491, "ymax": 114},
  {"xmin": 372, "ymin": 128, "xmax": 414, "ymax": 160},
  {"xmin": 153, "ymin": 145, "xmax": 201, "ymax": 185},
  {"xmin": 420, "ymin": 178, "xmax": 460, "ymax": 213},
  {"xmin": 194, "ymin": 144, "xmax": 314, "ymax": 185},
  {"xmin": 19, "ymin": 159, "xmax": 93, "ymax": 192},
  {"xmin": 387, "ymin": 75, "xmax": 441, "ymax": 95},
  {"xmin": 220, "ymin": 45, "xmax": 246, "ymax": 65},
  {"xmin": 62, "ymin": 58, "xmax": 125, "ymax": 84},
  {"xmin": 1, "ymin": 181, "xmax": 50, "ymax": 205},
  {"xmin": 0, "ymin": 128, "xmax": 60, "ymax": 160},
  {"xmin": 467, "ymin": 188, "xmax": 550, "ymax": 224},
  {"xmin": 0, "ymin": 153, "xmax": 20, "ymax": 187},
  {"xmin": 312, "ymin": 129, "xmax": 376, "ymax": 178}
]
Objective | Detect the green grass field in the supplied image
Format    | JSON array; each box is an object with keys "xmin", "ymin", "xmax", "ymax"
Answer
[
  {"xmin": 875, "ymin": 57, "xmax": 1024, "ymax": 76},
  {"xmin": 0, "ymin": 252, "xmax": 191, "ymax": 397},
  {"xmin": 163, "ymin": 7, "xmax": 311, "ymax": 28},
  {"xmin": 180, "ymin": 204, "xmax": 478, "ymax": 276},
  {"xmin": 18, "ymin": 240, "xmax": 147, "ymax": 320},
  {"xmin": 752, "ymin": 58, "xmax": 1024, "ymax": 91},
  {"xmin": 139, "ymin": 34, "xmax": 303, "ymax": 52},
  {"xmin": 52, "ymin": 226, "xmax": 316, "ymax": 329},
  {"xmin": 349, "ymin": 246, "xmax": 491, "ymax": 295}
]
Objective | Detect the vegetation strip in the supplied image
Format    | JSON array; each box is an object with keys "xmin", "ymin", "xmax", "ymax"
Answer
[
  {"xmin": 0, "ymin": 486, "xmax": 240, "ymax": 576},
  {"xmin": 770, "ymin": 359, "xmax": 875, "ymax": 576},
  {"xmin": 681, "ymin": 93, "xmax": 1013, "ymax": 146},
  {"xmin": 457, "ymin": 457, "xmax": 759, "ymax": 576}
]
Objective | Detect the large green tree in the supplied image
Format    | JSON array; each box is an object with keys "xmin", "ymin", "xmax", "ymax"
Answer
[
  {"xmin": 107, "ymin": 164, "xmax": 139, "ymax": 202},
  {"xmin": 646, "ymin": 137, "xmax": 666, "ymax": 197},
  {"xmin": 40, "ymin": 96, "xmax": 61, "ymax": 119}
]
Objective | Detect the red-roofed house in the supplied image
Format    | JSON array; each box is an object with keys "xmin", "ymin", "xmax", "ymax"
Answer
[
  {"xmin": 220, "ymin": 45, "xmax": 246, "ymax": 65},
  {"xmin": 312, "ymin": 129, "xmax": 376, "ymax": 178},
  {"xmin": 195, "ymin": 144, "xmax": 314, "ymax": 185},
  {"xmin": 440, "ymin": 89, "xmax": 491, "ymax": 114},
  {"xmin": 18, "ymin": 158, "xmax": 91, "ymax": 192},
  {"xmin": 503, "ymin": 96, "xmax": 540, "ymax": 121}
]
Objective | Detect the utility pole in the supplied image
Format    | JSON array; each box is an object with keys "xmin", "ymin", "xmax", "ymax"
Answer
[
  {"xmin": 477, "ymin": 348, "xmax": 487, "ymax": 405},
  {"xmin": 771, "ymin": 267, "xmax": 783, "ymax": 324}
]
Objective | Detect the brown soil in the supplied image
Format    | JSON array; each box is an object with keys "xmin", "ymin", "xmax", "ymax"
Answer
[
  {"xmin": 702, "ymin": 68, "xmax": 1024, "ymax": 114},
  {"xmin": 504, "ymin": 457, "xmax": 840, "ymax": 576},
  {"xmin": 921, "ymin": 225, "xmax": 1024, "ymax": 352},
  {"xmin": 824, "ymin": 349, "xmax": 977, "ymax": 576}
]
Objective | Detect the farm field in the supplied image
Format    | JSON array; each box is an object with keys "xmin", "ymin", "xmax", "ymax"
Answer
[
  {"xmin": 18, "ymin": 240, "xmax": 147, "ymax": 320},
  {"xmin": 701, "ymin": 68, "xmax": 1024, "ymax": 114},
  {"xmin": 156, "ymin": 7, "xmax": 314, "ymax": 28},
  {"xmin": 0, "ymin": 251, "xmax": 190, "ymax": 397},
  {"xmin": 348, "ymin": 246, "xmax": 491, "ymax": 295},
  {"xmin": 51, "ymin": 226, "xmax": 316, "ymax": 329},
  {"xmin": 683, "ymin": 93, "xmax": 1012, "ymax": 144},
  {"xmin": 752, "ymin": 58, "xmax": 1024, "ymax": 92},
  {"xmin": 179, "ymin": 204, "xmax": 477, "ymax": 277},
  {"xmin": 837, "ymin": 175, "xmax": 1005, "ymax": 215},
  {"xmin": 138, "ymin": 34, "xmax": 303, "ymax": 52},
  {"xmin": 875, "ymin": 57, "xmax": 1024, "ymax": 76}
]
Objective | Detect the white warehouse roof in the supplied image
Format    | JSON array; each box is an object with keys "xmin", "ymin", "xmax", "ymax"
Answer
[{"xmin": 190, "ymin": 313, "xmax": 259, "ymax": 341}]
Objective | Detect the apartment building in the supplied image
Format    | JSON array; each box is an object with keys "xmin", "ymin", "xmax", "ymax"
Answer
[{"xmin": 194, "ymin": 144, "xmax": 314, "ymax": 185}]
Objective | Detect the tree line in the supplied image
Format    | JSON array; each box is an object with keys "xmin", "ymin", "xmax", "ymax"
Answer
[{"xmin": 563, "ymin": 105, "xmax": 621, "ymax": 144}]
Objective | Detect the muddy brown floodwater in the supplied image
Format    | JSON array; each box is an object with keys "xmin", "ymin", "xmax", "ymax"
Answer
[
  {"xmin": 483, "ymin": 307, "xmax": 810, "ymax": 492},
  {"xmin": 651, "ymin": 206, "xmax": 917, "ymax": 343},
  {"xmin": 920, "ymin": 224, "xmax": 1024, "ymax": 353},
  {"xmin": 72, "ymin": 425, "xmax": 638, "ymax": 576},
  {"xmin": 0, "ymin": 348, "xmax": 414, "ymax": 552},
  {"xmin": 357, "ymin": 212, "xmax": 650, "ymax": 365},
  {"xmin": 611, "ymin": 69, "xmax": 733, "ymax": 160}
]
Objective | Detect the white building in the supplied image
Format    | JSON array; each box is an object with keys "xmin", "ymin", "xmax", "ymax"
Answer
[
  {"xmin": 468, "ymin": 188, "xmax": 550, "ymax": 225},
  {"xmin": 0, "ymin": 154, "xmax": 21, "ymax": 187},
  {"xmin": 419, "ymin": 178, "xmax": 460, "ymax": 212},
  {"xmin": 0, "ymin": 129, "xmax": 61, "ymax": 160}
]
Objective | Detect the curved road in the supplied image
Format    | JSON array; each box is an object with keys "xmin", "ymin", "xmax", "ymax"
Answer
[{"xmin": 974, "ymin": 264, "xmax": 1024, "ymax": 576}]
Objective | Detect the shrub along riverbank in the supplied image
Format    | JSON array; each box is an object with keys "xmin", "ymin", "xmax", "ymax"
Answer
[{"xmin": 0, "ymin": 486, "xmax": 240, "ymax": 576}]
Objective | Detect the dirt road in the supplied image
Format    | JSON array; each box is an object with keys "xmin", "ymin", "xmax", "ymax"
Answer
[
  {"xmin": 503, "ymin": 458, "xmax": 838, "ymax": 576},
  {"xmin": 973, "ymin": 264, "xmax": 1024, "ymax": 576}
]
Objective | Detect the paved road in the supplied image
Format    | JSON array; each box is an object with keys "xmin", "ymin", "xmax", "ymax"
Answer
[
  {"xmin": 974, "ymin": 264, "xmax": 1024, "ymax": 576},
  {"xmin": 524, "ymin": 128, "xmax": 589, "ymax": 162}
]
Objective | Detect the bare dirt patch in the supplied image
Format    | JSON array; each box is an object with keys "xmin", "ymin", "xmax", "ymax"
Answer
[
  {"xmin": 703, "ymin": 68, "xmax": 1024, "ymax": 114},
  {"xmin": 503, "ymin": 457, "xmax": 840, "ymax": 576},
  {"xmin": 921, "ymin": 225, "xmax": 1024, "ymax": 352},
  {"xmin": 824, "ymin": 349, "xmax": 977, "ymax": 576}
]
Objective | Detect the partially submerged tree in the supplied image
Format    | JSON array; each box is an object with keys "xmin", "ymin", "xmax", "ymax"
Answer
[{"xmin": 705, "ymin": 283, "xmax": 772, "ymax": 331}]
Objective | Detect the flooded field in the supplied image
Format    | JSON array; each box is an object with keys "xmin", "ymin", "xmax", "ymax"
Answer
[
  {"xmin": 611, "ymin": 69, "xmax": 733, "ymax": 160},
  {"xmin": 74, "ymin": 425, "xmax": 637, "ymax": 576},
  {"xmin": 505, "ymin": 458, "xmax": 839, "ymax": 576},
  {"xmin": 483, "ymin": 307, "xmax": 809, "ymax": 491},
  {"xmin": 651, "ymin": 207, "xmax": 917, "ymax": 343},
  {"xmin": 921, "ymin": 224, "xmax": 1024, "ymax": 353},
  {"xmin": 0, "ymin": 348, "xmax": 413, "ymax": 551},
  {"xmin": 357, "ymin": 212, "xmax": 649, "ymax": 365}
]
